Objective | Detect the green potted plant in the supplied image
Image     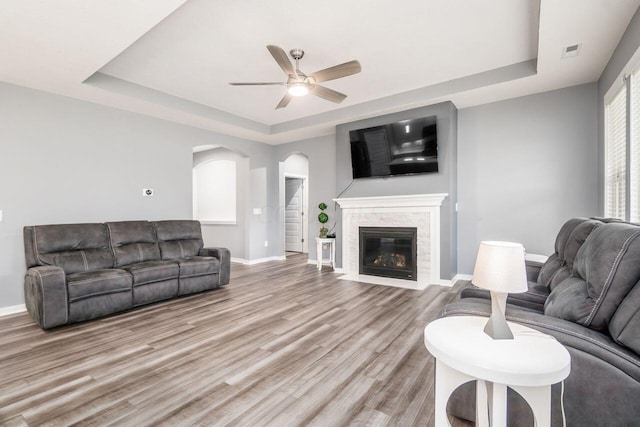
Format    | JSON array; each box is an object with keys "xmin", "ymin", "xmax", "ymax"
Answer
[{"xmin": 318, "ymin": 202, "xmax": 329, "ymax": 238}]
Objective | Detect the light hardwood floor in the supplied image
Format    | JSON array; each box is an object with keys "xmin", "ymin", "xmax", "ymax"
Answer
[{"xmin": 0, "ymin": 254, "xmax": 469, "ymax": 426}]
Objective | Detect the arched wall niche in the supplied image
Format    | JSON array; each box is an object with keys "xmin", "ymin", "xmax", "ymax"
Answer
[{"xmin": 192, "ymin": 146, "xmax": 250, "ymax": 260}]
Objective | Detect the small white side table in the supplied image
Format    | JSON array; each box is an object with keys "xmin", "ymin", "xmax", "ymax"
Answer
[
  {"xmin": 315, "ymin": 237, "xmax": 335, "ymax": 271},
  {"xmin": 424, "ymin": 316, "xmax": 570, "ymax": 427}
]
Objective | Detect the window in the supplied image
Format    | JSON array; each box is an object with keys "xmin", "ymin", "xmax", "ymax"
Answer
[
  {"xmin": 605, "ymin": 66, "xmax": 640, "ymax": 222},
  {"xmin": 193, "ymin": 160, "xmax": 236, "ymax": 223},
  {"xmin": 631, "ymin": 67, "xmax": 640, "ymax": 221},
  {"xmin": 605, "ymin": 85, "xmax": 626, "ymax": 219}
]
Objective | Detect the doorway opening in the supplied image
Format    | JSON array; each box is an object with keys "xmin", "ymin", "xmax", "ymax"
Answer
[
  {"xmin": 281, "ymin": 153, "xmax": 309, "ymax": 257},
  {"xmin": 285, "ymin": 177, "xmax": 305, "ymax": 254}
]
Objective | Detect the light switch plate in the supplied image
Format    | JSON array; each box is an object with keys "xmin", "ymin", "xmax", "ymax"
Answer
[
  {"xmin": 0, "ymin": 210, "xmax": 3, "ymax": 221},
  {"xmin": 253, "ymin": 208, "xmax": 262, "ymax": 215}
]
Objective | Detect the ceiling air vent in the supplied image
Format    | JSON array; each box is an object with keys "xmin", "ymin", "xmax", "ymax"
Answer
[{"xmin": 561, "ymin": 44, "xmax": 581, "ymax": 59}]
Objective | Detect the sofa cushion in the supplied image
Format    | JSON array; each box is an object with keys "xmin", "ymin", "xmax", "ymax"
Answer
[
  {"xmin": 537, "ymin": 218, "xmax": 587, "ymax": 287},
  {"xmin": 609, "ymin": 282, "xmax": 640, "ymax": 354},
  {"xmin": 106, "ymin": 221, "xmax": 160, "ymax": 267},
  {"xmin": 545, "ymin": 223, "xmax": 640, "ymax": 331},
  {"xmin": 177, "ymin": 256, "xmax": 220, "ymax": 278},
  {"xmin": 67, "ymin": 269, "xmax": 132, "ymax": 302},
  {"xmin": 154, "ymin": 220, "xmax": 204, "ymax": 260},
  {"xmin": 123, "ymin": 260, "xmax": 179, "ymax": 286},
  {"xmin": 24, "ymin": 224, "xmax": 114, "ymax": 274},
  {"xmin": 460, "ymin": 280, "xmax": 549, "ymax": 312},
  {"xmin": 547, "ymin": 219, "xmax": 603, "ymax": 291},
  {"xmin": 536, "ymin": 253, "xmax": 562, "ymax": 289}
]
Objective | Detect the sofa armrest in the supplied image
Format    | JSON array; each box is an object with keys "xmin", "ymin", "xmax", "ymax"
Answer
[
  {"xmin": 24, "ymin": 266, "xmax": 68, "ymax": 329},
  {"xmin": 200, "ymin": 247, "xmax": 230, "ymax": 286},
  {"xmin": 525, "ymin": 253, "xmax": 547, "ymax": 282}
]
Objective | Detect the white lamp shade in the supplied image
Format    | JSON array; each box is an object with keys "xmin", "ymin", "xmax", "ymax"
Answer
[{"xmin": 471, "ymin": 241, "xmax": 528, "ymax": 293}]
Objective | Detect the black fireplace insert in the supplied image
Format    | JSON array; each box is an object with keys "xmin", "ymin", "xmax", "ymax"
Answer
[{"xmin": 359, "ymin": 227, "xmax": 417, "ymax": 280}]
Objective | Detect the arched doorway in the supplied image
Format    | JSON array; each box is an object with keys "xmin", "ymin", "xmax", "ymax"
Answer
[{"xmin": 281, "ymin": 153, "xmax": 309, "ymax": 256}]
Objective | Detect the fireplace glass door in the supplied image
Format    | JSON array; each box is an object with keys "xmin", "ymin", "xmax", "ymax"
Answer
[{"xmin": 359, "ymin": 227, "xmax": 417, "ymax": 280}]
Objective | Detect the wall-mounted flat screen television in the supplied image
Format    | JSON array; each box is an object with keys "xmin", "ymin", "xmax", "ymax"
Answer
[{"xmin": 349, "ymin": 116, "xmax": 438, "ymax": 179}]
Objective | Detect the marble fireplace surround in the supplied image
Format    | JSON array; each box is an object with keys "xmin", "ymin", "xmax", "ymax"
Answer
[{"xmin": 334, "ymin": 194, "xmax": 448, "ymax": 290}]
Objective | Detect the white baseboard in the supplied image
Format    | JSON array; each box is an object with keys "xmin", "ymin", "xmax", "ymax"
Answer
[
  {"xmin": 434, "ymin": 274, "xmax": 472, "ymax": 287},
  {"xmin": 232, "ymin": 256, "xmax": 287, "ymax": 265},
  {"xmin": 0, "ymin": 304, "xmax": 26, "ymax": 317},
  {"xmin": 307, "ymin": 259, "xmax": 336, "ymax": 266}
]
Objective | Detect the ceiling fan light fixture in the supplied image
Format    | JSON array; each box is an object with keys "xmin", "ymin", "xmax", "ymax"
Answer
[
  {"xmin": 288, "ymin": 82, "xmax": 309, "ymax": 97},
  {"xmin": 230, "ymin": 46, "xmax": 360, "ymax": 109}
]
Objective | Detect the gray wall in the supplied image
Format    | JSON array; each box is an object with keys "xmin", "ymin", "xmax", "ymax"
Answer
[
  {"xmin": 274, "ymin": 135, "xmax": 336, "ymax": 262},
  {"xmin": 0, "ymin": 82, "xmax": 193, "ymax": 307},
  {"xmin": 0, "ymin": 81, "xmax": 280, "ymax": 309},
  {"xmin": 334, "ymin": 102, "xmax": 458, "ymax": 279},
  {"xmin": 457, "ymin": 83, "xmax": 599, "ymax": 273},
  {"xmin": 597, "ymin": 7, "xmax": 640, "ymax": 214}
]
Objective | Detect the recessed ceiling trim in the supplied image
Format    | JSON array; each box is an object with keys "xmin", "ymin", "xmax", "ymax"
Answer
[
  {"xmin": 84, "ymin": 72, "xmax": 270, "ymax": 134},
  {"xmin": 84, "ymin": 59, "xmax": 537, "ymax": 139},
  {"xmin": 271, "ymin": 59, "xmax": 537, "ymax": 134}
]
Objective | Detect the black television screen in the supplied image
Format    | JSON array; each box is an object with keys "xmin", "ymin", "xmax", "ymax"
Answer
[{"xmin": 349, "ymin": 116, "xmax": 438, "ymax": 179}]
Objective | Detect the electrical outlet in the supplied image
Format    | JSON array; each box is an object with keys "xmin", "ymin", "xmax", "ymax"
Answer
[
  {"xmin": 143, "ymin": 188, "xmax": 154, "ymax": 197},
  {"xmin": 264, "ymin": 241, "xmax": 269, "ymax": 247}
]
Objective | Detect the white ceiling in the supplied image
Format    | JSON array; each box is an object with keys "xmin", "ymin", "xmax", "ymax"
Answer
[{"xmin": 1, "ymin": 0, "xmax": 638, "ymax": 144}]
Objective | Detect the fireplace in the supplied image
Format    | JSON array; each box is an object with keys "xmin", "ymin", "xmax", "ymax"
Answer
[
  {"xmin": 359, "ymin": 227, "xmax": 417, "ymax": 281},
  {"xmin": 335, "ymin": 194, "xmax": 446, "ymax": 290}
]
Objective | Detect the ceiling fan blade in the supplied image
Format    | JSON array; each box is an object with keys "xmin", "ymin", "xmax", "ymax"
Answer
[
  {"xmin": 311, "ymin": 85, "xmax": 347, "ymax": 103},
  {"xmin": 310, "ymin": 60, "xmax": 361, "ymax": 83},
  {"xmin": 267, "ymin": 45, "xmax": 295, "ymax": 76},
  {"xmin": 229, "ymin": 82, "xmax": 284, "ymax": 86},
  {"xmin": 276, "ymin": 93, "xmax": 293, "ymax": 109}
]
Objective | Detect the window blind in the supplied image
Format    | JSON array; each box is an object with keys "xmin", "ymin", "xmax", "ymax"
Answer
[
  {"xmin": 605, "ymin": 85, "xmax": 627, "ymax": 219},
  {"xmin": 631, "ymin": 70, "xmax": 640, "ymax": 221}
]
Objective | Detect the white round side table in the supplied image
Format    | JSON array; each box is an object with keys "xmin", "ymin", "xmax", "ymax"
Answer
[{"xmin": 424, "ymin": 316, "xmax": 570, "ymax": 427}]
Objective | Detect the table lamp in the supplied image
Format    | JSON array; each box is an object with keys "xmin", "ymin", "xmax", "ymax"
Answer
[{"xmin": 472, "ymin": 241, "xmax": 528, "ymax": 339}]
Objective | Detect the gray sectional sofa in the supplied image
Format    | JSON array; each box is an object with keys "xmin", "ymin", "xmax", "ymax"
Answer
[
  {"xmin": 442, "ymin": 218, "xmax": 640, "ymax": 426},
  {"xmin": 23, "ymin": 220, "xmax": 230, "ymax": 329}
]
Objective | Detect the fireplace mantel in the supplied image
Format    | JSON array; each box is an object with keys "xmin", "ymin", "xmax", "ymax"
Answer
[
  {"xmin": 334, "ymin": 194, "xmax": 448, "ymax": 210},
  {"xmin": 334, "ymin": 193, "xmax": 448, "ymax": 290}
]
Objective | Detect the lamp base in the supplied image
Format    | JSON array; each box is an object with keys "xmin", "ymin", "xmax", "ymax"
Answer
[{"xmin": 484, "ymin": 291, "xmax": 514, "ymax": 340}]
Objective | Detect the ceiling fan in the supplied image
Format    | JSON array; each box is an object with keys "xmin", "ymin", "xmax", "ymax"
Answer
[{"xmin": 229, "ymin": 45, "xmax": 362, "ymax": 109}]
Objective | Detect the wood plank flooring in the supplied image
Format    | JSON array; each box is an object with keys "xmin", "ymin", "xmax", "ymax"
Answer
[{"xmin": 0, "ymin": 254, "xmax": 468, "ymax": 426}]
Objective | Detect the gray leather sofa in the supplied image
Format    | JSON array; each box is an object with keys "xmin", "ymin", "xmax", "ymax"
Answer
[
  {"xmin": 441, "ymin": 218, "xmax": 640, "ymax": 426},
  {"xmin": 23, "ymin": 220, "xmax": 230, "ymax": 329}
]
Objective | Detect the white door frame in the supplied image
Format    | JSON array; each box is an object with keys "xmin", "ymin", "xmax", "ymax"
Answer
[{"xmin": 284, "ymin": 173, "xmax": 308, "ymax": 254}]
